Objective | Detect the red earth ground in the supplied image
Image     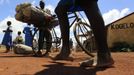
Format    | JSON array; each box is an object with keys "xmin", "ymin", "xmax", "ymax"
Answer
[{"xmin": 0, "ymin": 49, "xmax": 134, "ymax": 75}]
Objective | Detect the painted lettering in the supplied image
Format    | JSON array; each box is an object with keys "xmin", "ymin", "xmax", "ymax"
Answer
[{"xmin": 111, "ymin": 22, "xmax": 134, "ymax": 29}]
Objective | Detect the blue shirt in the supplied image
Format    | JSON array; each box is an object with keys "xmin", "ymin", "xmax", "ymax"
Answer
[
  {"xmin": 2, "ymin": 26, "xmax": 12, "ymax": 46},
  {"xmin": 59, "ymin": 0, "xmax": 82, "ymax": 12},
  {"xmin": 23, "ymin": 26, "xmax": 33, "ymax": 47},
  {"xmin": 59, "ymin": 0, "xmax": 98, "ymax": 12}
]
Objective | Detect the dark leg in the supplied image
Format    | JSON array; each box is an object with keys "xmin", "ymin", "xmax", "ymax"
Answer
[
  {"xmin": 37, "ymin": 29, "xmax": 45, "ymax": 56},
  {"xmin": 43, "ymin": 29, "xmax": 52, "ymax": 56},
  {"xmin": 85, "ymin": 4, "xmax": 109, "ymax": 53},
  {"xmin": 5, "ymin": 45, "xmax": 10, "ymax": 53},
  {"xmin": 54, "ymin": 4, "xmax": 71, "ymax": 59},
  {"xmin": 80, "ymin": 1, "xmax": 114, "ymax": 67}
]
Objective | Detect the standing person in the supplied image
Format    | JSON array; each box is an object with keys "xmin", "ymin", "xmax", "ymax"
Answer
[
  {"xmin": 23, "ymin": 23, "xmax": 33, "ymax": 47},
  {"xmin": 2, "ymin": 21, "xmax": 13, "ymax": 53},
  {"xmin": 34, "ymin": 0, "xmax": 52, "ymax": 56},
  {"xmin": 54, "ymin": 0, "xmax": 114, "ymax": 67}
]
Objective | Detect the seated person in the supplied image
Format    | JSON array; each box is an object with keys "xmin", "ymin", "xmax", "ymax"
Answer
[
  {"xmin": 13, "ymin": 31, "xmax": 32, "ymax": 54},
  {"xmin": 13, "ymin": 31, "xmax": 24, "ymax": 44}
]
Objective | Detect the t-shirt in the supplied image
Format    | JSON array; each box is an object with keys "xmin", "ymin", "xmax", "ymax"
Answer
[
  {"xmin": 14, "ymin": 36, "xmax": 23, "ymax": 44},
  {"xmin": 59, "ymin": 0, "xmax": 98, "ymax": 12}
]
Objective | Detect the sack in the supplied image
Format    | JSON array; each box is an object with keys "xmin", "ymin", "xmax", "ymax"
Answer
[
  {"xmin": 13, "ymin": 44, "xmax": 33, "ymax": 54},
  {"xmin": 15, "ymin": 3, "xmax": 52, "ymax": 25}
]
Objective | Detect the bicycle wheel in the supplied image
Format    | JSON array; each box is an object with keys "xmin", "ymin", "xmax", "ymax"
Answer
[
  {"xmin": 51, "ymin": 28, "xmax": 61, "ymax": 50},
  {"xmin": 51, "ymin": 28, "xmax": 61, "ymax": 47},
  {"xmin": 73, "ymin": 22, "xmax": 95, "ymax": 57},
  {"xmin": 32, "ymin": 28, "xmax": 52, "ymax": 56}
]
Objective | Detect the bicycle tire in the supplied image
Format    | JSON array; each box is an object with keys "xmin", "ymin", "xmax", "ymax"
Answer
[
  {"xmin": 73, "ymin": 22, "xmax": 95, "ymax": 57},
  {"xmin": 32, "ymin": 28, "xmax": 52, "ymax": 56},
  {"xmin": 51, "ymin": 28, "xmax": 61, "ymax": 47}
]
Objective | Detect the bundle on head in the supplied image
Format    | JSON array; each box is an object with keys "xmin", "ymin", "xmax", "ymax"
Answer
[{"xmin": 15, "ymin": 3, "xmax": 51, "ymax": 25}]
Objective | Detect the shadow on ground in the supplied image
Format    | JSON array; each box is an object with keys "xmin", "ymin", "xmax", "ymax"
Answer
[{"xmin": 34, "ymin": 61, "xmax": 111, "ymax": 75}]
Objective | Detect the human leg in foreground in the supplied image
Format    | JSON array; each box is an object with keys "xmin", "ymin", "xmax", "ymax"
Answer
[
  {"xmin": 54, "ymin": 3, "xmax": 71, "ymax": 60},
  {"xmin": 78, "ymin": 1, "xmax": 114, "ymax": 67}
]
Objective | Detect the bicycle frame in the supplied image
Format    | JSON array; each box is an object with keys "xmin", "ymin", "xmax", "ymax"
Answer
[
  {"xmin": 32, "ymin": 11, "xmax": 95, "ymax": 57},
  {"xmin": 50, "ymin": 12, "xmax": 83, "ymax": 49},
  {"xmin": 68, "ymin": 12, "xmax": 81, "ymax": 28}
]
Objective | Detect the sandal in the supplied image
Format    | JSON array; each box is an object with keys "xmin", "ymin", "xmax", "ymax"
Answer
[
  {"xmin": 80, "ymin": 58, "xmax": 96, "ymax": 67},
  {"xmin": 80, "ymin": 57, "xmax": 114, "ymax": 68}
]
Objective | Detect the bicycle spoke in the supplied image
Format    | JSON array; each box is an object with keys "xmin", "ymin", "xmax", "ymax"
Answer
[{"xmin": 73, "ymin": 22, "xmax": 95, "ymax": 57}]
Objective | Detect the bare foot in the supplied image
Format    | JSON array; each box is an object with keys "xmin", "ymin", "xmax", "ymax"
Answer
[
  {"xmin": 80, "ymin": 56, "xmax": 114, "ymax": 68},
  {"xmin": 4, "ymin": 50, "xmax": 10, "ymax": 53},
  {"xmin": 80, "ymin": 58, "xmax": 95, "ymax": 67},
  {"xmin": 54, "ymin": 54, "xmax": 73, "ymax": 61},
  {"xmin": 33, "ymin": 51, "xmax": 43, "ymax": 57},
  {"xmin": 96, "ymin": 57, "xmax": 114, "ymax": 68},
  {"xmin": 54, "ymin": 48, "xmax": 71, "ymax": 60}
]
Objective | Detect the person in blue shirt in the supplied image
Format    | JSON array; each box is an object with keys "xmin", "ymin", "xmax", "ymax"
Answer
[
  {"xmin": 2, "ymin": 21, "xmax": 13, "ymax": 53},
  {"xmin": 23, "ymin": 23, "xmax": 33, "ymax": 47},
  {"xmin": 54, "ymin": 0, "xmax": 114, "ymax": 67}
]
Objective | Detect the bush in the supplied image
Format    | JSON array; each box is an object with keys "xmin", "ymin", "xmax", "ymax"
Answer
[
  {"xmin": 129, "ymin": 44, "xmax": 134, "ymax": 52},
  {"xmin": 111, "ymin": 42, "xmax": 133, "ymax": 52}
]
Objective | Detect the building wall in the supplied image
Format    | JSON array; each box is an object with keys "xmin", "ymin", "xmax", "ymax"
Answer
[{"xmin": 107, "ymin": 13, "xmax": 134, "ymax": 48}]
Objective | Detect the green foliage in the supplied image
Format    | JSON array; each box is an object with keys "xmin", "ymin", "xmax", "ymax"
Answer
[
  {"xmin": 130, "ymin": 44, "xmax": 134, "ymax": 51},
  {"xmin": 111, "ymin": 42, "xmax": 134, "ymax": 52}
]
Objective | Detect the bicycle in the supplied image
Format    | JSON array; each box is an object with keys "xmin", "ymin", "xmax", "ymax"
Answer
[{"xmin": 32, "ymin": 11, "xmax": 96, "ymax": 57}]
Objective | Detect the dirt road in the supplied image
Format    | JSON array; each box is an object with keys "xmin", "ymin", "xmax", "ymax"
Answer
[{"xmin": 0, "ymin": 50, "xmax": 134, "ymax": 75}]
